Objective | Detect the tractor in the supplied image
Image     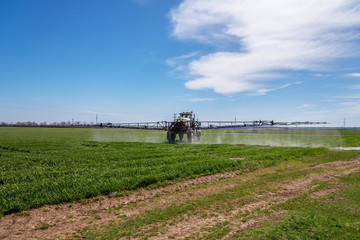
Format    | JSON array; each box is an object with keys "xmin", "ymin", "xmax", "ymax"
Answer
[{"xmin": 167, "ymin": 111, "xmax": 201, "ymax": 143}]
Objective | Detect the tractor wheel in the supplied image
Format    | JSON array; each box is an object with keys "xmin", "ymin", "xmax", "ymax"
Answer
[
  {"xmin": 167, "ymin": 130, "xmax": 175, "ymax": 143},
  {"xmin": 170, "ymin": 132, "xmax": 176, "ymax": 143},
  {"xmin": 168, "ymin": 130, "xmax": 176, "ymax": 144},
  {"xmin": 179, "ymin": 133, "xmax": 184, "ymax": 142},
  {"xmin": 167, "ymin": 130, "xmax": 171, "ymax": 142},
  {"xmin": 187, "ymin": 130, "xmax": 194, "ymax": 143},
  {"xmin": 196, "ymin": 130, "xmax": 201, "ymax": 142}
]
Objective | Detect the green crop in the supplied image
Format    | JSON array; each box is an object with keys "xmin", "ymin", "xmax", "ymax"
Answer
[{"xmin": 0, "ymin": 127, "xmax": 358, "ymax": 217}]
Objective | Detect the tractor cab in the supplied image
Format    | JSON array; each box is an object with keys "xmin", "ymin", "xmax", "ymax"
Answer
[
  {"xmin": 176, "ymin": 111, "xmax": 193, "ymax": 123},
  {"xmin": 179, "ymin": 112, "xmax": 193, "ymax": 119}
]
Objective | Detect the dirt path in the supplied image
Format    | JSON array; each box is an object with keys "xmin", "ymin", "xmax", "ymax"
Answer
[{"xmin": 1, "ymin": 158, "xmax": 360, "ymax": 240}]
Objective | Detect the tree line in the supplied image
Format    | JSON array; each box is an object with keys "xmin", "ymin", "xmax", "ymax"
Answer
[{"xmin": 0, "ymin": 121, "xmax": 102, "ymax": 128}]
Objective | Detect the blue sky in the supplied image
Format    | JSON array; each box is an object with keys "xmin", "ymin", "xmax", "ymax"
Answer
[{"xmin": 1, "ymin": 0, "xmax": 360, "ymax": 126}]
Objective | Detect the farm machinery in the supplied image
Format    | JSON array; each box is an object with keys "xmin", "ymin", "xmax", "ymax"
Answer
[
  {"xmin": 166, "ymin": 111, "xmax": 201, "ymax": 144},
  {"xmin": 112, "ymin": 111, "xmax": 328, "ymax": 144}
]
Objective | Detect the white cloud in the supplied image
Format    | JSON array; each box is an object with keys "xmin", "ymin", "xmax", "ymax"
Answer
[
  {"xmin": 349, "ymin": 84, "xmax": 360, "ymax": 89},
  {"xmin": 314, "ymin": 73, "xmax": 331, "ymax": 77},
  {"xmin": 189, "ymin": 98, "xmax": 217, "ymax": 102},
  {"xmin": 300, "ymin": 104, "xmax": 316, "ymax": 108},
  {"xmin": 131, "ymin": 0, "xmax": 149, "ymax": 5},
  {"xmin": 334, "ymin": 95, "xmax": 360, "ymax": 99},
  {"xmin": 339, "ymin": 101, "xmax": 359, "ymax": 106},
  {"xmin": 170, "ymin": 0, "xmax": 360, "ymax": 94},
  {"xmin": 252, "ymin": 82, "xmax": 301, "ymax": 96},
  {"xmin": 348, "ymin": 73, "xmax": 360, "ymax": 77},
  {"xmin": 335, "ymin": 102, "xmax": 360, "ymax": 115},
  {"xmin": 166, "ymin": 51, "xmax": 200, "ymax": 71}
]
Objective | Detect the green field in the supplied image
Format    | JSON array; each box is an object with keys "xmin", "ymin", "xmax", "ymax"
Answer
[
  {"xmin": 241, "ymin": 170, "xmax": 360, "ymax": 239},
  {"xmin": 91, "ymin": 127, "xmax": 358, "ymax": 147},
  {"xmin": 0, "ymin": 127, "xmax": 359, "ymax": 217},
  {"xmin": 201, "ymin": 129, "xmax": 345, "ymax": 147}
]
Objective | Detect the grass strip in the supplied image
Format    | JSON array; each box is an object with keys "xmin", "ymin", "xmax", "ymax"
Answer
[
  {"xmin": 76, "ymin": 151, "xmax": 357, "ymax": 239},
  {"xmin": 240, "ymin": 171, "xmax": 360, "ymax": 239}
]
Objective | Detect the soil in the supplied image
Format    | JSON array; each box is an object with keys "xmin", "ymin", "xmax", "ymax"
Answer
[{"xmin": 1, "ymin": 157, "xmax": 359, "ymax": 240}]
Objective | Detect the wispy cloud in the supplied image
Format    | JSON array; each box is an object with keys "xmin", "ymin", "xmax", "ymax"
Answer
[
  {"xmin": 253, "ymin": 82, "xmax": 301, "ymax": 96},
  {"xmin": 314, "ymin": 73, "xmax": 331, "ymax": 77},
  {"xmin": 347, "ymin": 73, "xmax": 360, "ymax": 77},
  {"xmin": 166, "ymin": 51, "xmax": 200, "ymax": 71},
  {"xmin": 335, "ymin": 102, "xmax": 360, "ymax": 115},
  {"xmin": 300, "ymin": 104, "xmax": 316, "ymax": 109},
  {"xmin": 170, "ymin": 0, "xmax": 360, "ymax": 94},
  {"xmin": 189, "ymin": 98, "xmax": 217, "ymax": 102},
  {"xmin": 334, "ymin": 95, "xmax": 360, "ymax": 99},
  {"xmin": 79, "ymin": 110, "xmax": 144, "ymax": 121},
  {"xmin": 339, "ymin": 101, "xmax": 359, "ymax": 106},
  {"xmin": 349, "ymin": 84, "xmax": 360, "ymax": 89},
  {"xmin": 131, "ymin": 0, "xmax": 149, "ymax": 5}
]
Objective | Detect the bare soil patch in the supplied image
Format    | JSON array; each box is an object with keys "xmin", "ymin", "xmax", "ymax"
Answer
[
  {"xmin": 1, "ymin": 158, "xmax": 360, "ymax": 240},
  {"xmin": 153, "ymin": 158, "xmax": 360, "ymax": 239},
  {"xmin": 0, "ymin": 170, "xmax": 244, "ymax": 240}
]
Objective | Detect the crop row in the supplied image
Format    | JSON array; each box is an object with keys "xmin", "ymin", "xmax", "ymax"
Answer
[{"xmin": 0, "ymin": 127, "xmax": 358, "ymax": 217}]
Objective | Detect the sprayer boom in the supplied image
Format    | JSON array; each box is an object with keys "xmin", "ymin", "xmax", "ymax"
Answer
[
  {"xmin": 111, "ymin": 113, "xmax": 328, "ymax": 143},
  {"xmin": 199, "ymin": 120, "xmax": 328, "ymax": 129}
]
